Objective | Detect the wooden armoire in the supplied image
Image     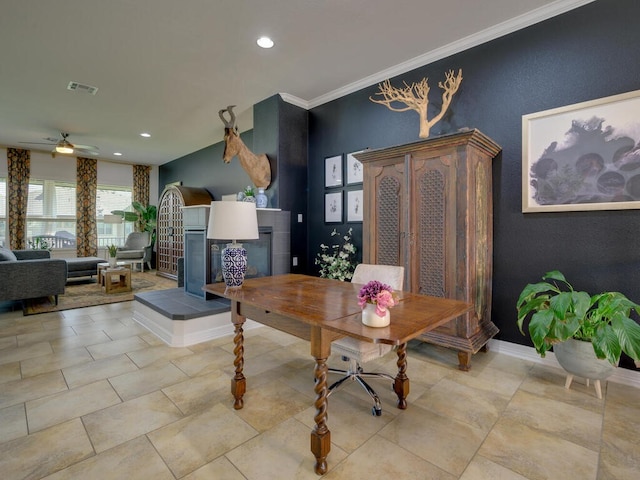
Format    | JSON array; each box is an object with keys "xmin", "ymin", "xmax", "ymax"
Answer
[
  {"xmin": 357, "ymin": 129, "xmax": 501, "ymax": 370},
  {"xmin": 156, "ymin": 185, "xmax": 213, "ymax": 279}
]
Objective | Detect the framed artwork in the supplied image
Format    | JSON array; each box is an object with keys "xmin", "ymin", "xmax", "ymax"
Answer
[
  {"xmin": 346, "ymin": 150, "xmax": 365, "ymax": 184},
  {"xmin": 522, "ymin": 89, "xmax": 640, "ymax": 213},
  {"xmin": 324, "ymin": 191, "xmax": 343, "ymax": 223},
  {"xmin": 324, "ymin": 155, "xmax": 343, "ymax": 188},
  {"xmin": 347, "ymin": 189, "xmax": 363, "ymax": 222}
]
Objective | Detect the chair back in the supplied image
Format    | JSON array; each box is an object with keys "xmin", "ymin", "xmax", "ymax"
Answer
[
  {"xmin": 124, "ymin": 231, "xmax": 151, "ymax": 249},
  {"xmin": 351, "ymin": 264, "xmax": 404, "ymax": 291}
]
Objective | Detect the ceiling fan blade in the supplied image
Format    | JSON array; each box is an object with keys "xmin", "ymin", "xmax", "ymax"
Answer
[
  {"xmin": 19, "ymin": 141, "xmax": 56, "ymax": 145},
  {"xmin": 74, "ymin": 144, "xmax": 100, "ymax": 153}
]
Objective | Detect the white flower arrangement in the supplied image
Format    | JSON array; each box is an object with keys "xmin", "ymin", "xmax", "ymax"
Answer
[{"xmin": 315, "ymin": 228, "xmax": 357, "ymax": 281}]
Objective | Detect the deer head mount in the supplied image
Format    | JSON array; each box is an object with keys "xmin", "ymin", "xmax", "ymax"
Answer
[
  {"xmin": 370, "ymin": 69, "xmax": 463, "ymax": 138},
  {"xmin": 219, "ymin": 105, "xmax": 271, "ymax": 189}
]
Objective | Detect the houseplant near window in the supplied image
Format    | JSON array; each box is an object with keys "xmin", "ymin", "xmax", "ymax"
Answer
[
  {"xmin": 516, "ymin": 270, "xmax": 640, "ymax": 396},
  {"xmin": 106, "ymin": 244, "xmax": 118, "ymax": 267}
]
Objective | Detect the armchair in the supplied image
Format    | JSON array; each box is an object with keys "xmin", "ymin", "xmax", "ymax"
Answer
[{"xmin": 116, "ymin": 231, "xmax": 152, "ymax": 271}]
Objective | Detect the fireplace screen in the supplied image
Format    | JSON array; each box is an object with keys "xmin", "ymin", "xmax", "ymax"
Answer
[{"xmin": 209, "ymin": 228, "xmax": 272, "ymax": 283}]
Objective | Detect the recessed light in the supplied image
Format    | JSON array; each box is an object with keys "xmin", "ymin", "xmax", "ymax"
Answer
[
  {"xmin": 114, "ymin": 152, "xmax": 123, "ymax": 156},
  {"xmin": 257, "ymin": 36, "xmax": 274, "ymax": 49},
  {"xmin": 140, "ymin": 132, "xmax": 151, "ymax": 138}
]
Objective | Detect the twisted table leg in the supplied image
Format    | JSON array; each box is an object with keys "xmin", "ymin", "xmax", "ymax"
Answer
[
  {"xmin": 230, "ymin": 304, "xmax": 246, "ymax": 410},
  {"xmin": 393, "ymin": 342, "xmax": 409, "ymax": 409},
  {"xmin": 310, "ymin": 326, "xmax": 332, "ymax": 475}
]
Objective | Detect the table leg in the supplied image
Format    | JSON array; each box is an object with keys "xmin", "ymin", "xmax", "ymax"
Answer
[
  {"xmin": 393, "ymin": 342, "xmax": 410, "ymax": 409},
  {"xmin": 230, "ymin": 302, "xmax": 246, "ymax": 410},
  {"xmin": 310, "ymin": 326, "xmax": 332, "ymax": 475}
]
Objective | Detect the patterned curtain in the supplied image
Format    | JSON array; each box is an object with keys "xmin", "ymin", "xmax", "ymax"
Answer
[
  {"xmin": 133, "ymin": 164, "xmax": 151, "ymax": 232},
  {"xmin": 7, "ymin": 148, "xmax": 31, "ymax": 250},
  {"xmin": 76, "ymin": 157, "xmax": 98, "ymax": 257}
]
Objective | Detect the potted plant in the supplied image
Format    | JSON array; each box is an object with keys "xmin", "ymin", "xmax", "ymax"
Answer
[
  {"xmin": 516, "ymin": 270, "xmax": 640, "ymax": 395},
  {"xmin": 357, "ymin": 280, "xmax": 398, "ymax": 327},
  {"xmin": 106, "ymin": 244, "xmax": 118, "ymax": 267},
  {"xmin": 314, "ymin": 228, "xmax": 357, "ymax": 281}
]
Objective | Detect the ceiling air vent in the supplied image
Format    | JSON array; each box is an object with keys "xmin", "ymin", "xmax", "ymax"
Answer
[{"xmin": 67, "ymin": 81, "xmax": 99, "ymax": 95}]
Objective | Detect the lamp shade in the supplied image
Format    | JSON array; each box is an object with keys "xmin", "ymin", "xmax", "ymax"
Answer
[
  {"xmin": 103, "ymin": 214, "xmax": 123, "ymax": 224},
  {"xmin": 207, "ymin": 201, "xmax": 259, "ymax": 241}
]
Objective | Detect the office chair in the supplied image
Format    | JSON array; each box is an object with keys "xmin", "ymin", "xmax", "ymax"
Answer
[{"xmin": 328, "ymin": 263, "xmax": 404, "ymax": 416}]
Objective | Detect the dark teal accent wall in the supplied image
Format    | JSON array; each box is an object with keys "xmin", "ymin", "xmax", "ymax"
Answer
[
  {"xmin": 158, "ymin": 130, "xmax": 255, "ymax": 200},
  {"xmin": 307, "ymin": 0, "xmax": 640, "ymax": 368}
]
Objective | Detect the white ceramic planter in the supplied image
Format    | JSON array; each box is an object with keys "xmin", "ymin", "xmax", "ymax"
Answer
[{"xmin": 361, "ymin": 303, "xmax": 390, "ymax": 328}]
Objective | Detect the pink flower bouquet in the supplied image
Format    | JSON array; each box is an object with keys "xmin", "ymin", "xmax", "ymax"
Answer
[{"xmin": 358, "ymin": 280, "xmax": 398, "ymax": 316}]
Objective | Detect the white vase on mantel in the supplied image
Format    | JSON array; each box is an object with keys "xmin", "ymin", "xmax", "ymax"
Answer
[{"xmin": 361, "ymin": 303, "xmax": 390, "ymax": 328}]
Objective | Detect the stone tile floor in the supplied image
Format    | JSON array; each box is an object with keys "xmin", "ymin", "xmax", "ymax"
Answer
[{"xmin": 0, "ymin": 300, "xmax": 639, "ymax": 479}]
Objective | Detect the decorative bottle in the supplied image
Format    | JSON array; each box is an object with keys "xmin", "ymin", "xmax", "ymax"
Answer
[{"xmin": 256, "ymin": 188, "xmax": 268, "ymax": 208}]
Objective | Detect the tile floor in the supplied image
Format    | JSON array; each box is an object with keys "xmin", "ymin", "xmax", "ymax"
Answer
[{"xmin": 0, "ymin": 300, "xmax": 639, "ymax": 479}]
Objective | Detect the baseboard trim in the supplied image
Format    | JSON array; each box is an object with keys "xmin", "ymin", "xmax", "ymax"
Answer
[{"xmin": 489, "ymin": 339, "xmax": 640, "ymax": 389}]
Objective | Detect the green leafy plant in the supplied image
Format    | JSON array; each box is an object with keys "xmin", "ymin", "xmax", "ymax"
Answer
[
  {"xmin": 106, "ymin": 244, "xmax": 118, "ymax": 257},
  {"xmin": 516, "ymin": 270, "xmax": 640, "ymax": 365},
  {"xmin": 243, "ymin": 186, "xmax": 255, "ymax": 197},
  {"xmin": 315, "ymin": 228, "xmax": 357, "ymax": 281},
  {"xmin": 111, "ymin": 202, "xmax": 157, "ymax": 241},
  {"xmin": 28, "ymin": 237, "xmax": 51, "ymax": 250}
]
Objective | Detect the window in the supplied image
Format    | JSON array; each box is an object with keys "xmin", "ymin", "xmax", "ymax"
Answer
[{"xmin": 23, "ymin": 180, "xmax": 134, "ymax": 248}]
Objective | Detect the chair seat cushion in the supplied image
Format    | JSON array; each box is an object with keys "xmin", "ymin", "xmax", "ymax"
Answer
[
  {"xmin": 332, "ymin": 337, "xmax": 393, "ymax": 364},
  {"xmin": 116, "ymin": 249, "xmax": 144, "ymax": 259}
]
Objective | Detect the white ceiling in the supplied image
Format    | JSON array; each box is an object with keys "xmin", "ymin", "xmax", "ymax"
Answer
[{"xmin": 0, "ymin": 0, "xmax": 592, "ymax": 166}]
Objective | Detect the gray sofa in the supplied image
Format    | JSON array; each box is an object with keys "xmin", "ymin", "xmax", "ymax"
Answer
[{"xmin": 0, "ymin": 248, "xmax": 67, "ymax": 304}]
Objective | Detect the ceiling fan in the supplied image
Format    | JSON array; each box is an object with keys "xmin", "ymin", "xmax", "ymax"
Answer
[{"xmin": 20, "ymin": 132, "xmax": 100, "ymax": 156}]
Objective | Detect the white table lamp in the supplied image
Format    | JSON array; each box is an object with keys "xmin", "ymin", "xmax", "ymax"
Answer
[{"xmin": 207, "ymin": 201, "xmax": 259, "ymax": 288}]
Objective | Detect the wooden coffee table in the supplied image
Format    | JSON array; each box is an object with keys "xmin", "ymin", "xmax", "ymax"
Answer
[
  {"xmin": 102, "ymin": 267, "xmax": 132, "ymax": 294},
  {"xmin": 98, "ymin": 262, "xmax": 131, "ymax": 287}
]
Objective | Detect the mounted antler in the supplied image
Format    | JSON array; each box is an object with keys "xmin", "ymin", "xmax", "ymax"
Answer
[
  {"xmin": 370, "ymin": 69, "xmax": 463, "ymax": 138},
  {"xmin": 219, "ymin": 105, "xmax": 237, "ymax": 129},
  {"xmin": 219, "ymin": 105, "xmax": 272, "ymax": 188}
]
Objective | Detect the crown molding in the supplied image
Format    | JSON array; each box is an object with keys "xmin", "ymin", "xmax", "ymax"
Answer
[{"xmin": 304, "ymin": 0, "xmax": 595, "ymax": 109}]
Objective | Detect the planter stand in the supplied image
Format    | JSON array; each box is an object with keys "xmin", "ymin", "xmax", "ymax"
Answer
[
  {"xmin": 564, "ymin": 374, "xmax": 604, "ymax": 399},
  {"xmin": 554, "ymin": 338, "xmax": 616, "ymax": 400}
]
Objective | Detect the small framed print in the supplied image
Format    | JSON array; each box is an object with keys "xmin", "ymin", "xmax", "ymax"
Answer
[
  {"xmin": 346, "ymin": 150, "xmax": 365, "ymax": 184},
  {"xmin": 325, "ymin": 155, "xmax": 343, "ymax": 187},
  {"xmin": 324, "ymin": 191, "xmax": 343, "ymax": 223},
  {"xmin": 347, "ymin": 189, "xmax": 363, "ymax": 222}
]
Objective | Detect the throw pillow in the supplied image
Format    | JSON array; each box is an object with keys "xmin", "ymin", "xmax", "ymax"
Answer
[{"xmin": 0, "ymin": 247, "xmax": 18, "ymax": 262}]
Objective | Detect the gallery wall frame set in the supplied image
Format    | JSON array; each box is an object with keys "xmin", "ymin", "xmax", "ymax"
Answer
[
  {"xmin": 522, "ymin": 88, "xmax": 640, "ymax": 213},
  {"xmin": 324, "ymin": 150, "xmax": 365, "ymax": 223}
]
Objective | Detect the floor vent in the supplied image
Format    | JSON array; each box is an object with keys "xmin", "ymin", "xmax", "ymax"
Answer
[{"xmin": 67, "ymin": 81, "xmax": 98, "ymax": 95}]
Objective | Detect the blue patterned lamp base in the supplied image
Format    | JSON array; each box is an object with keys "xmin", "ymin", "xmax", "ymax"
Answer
[{"xmin": 221, "ymin": 243, "xmax": 248, "ymax": 288}]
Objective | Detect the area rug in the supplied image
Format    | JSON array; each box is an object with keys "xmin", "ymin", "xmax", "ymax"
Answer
[{"xmin": 23, "ymin": 271, "xmax": 178, "ymax": 315}]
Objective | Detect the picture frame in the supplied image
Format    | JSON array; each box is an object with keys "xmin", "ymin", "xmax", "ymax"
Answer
[
  {"xmin": 324, "ymin": 191, "xmax": 343, "ymax": 223},
  {"xmin": 522, "ymin": 89, "xmax": 640, "ymax": 213},
  {"xmin": 346, "ymin": 150, "xmax": 365, "ymax": 184},
  {"xmin": 324, "ymin": 155, "xmax": 343, "ymax": 188},
  {"xmin": 346, "ymin": 189, "xmax": 363, "ymax": 222}
]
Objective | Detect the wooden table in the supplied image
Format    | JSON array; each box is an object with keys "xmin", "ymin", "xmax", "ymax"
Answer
[
  {"xmin": 102, "ymin": 267, "xmax": 132, "ymax": 294},
  {"xmin": 204, "ymin": 274, "xmax": 473, "ymax": 475}
]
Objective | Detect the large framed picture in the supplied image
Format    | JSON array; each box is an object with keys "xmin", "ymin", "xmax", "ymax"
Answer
[
  {"xmin": 347, "ymin": 189, "xmax": 363, "ymax": 222},
  {"xmin": 324, "ymin": 155, "xmax": 343, "ymax": 188},
  {"xmin": 324, "ymin": 191, "xmax": 343, "ymax": 223},
  {"xmin": 522, "ymin": 89, "xmax": 640, "ymax": 213},
  {"xmin": 346, "ymin": 150, "xmax": 365, "ymax": 184}
]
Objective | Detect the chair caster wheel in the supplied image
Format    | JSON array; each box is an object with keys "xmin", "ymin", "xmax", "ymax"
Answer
[{"xmin": 372, "ymin": 407, "xmax": 382, "ymax": 416}]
